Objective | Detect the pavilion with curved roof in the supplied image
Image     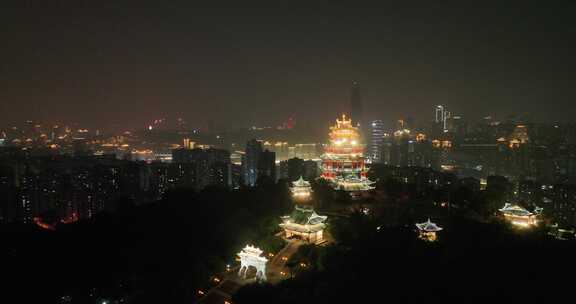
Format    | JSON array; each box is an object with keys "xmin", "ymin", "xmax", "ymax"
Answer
[
  {"xmin": 415, "ymin": 219, "xmax": 443, "ymax": 242},
  {"xmin": 280, "ymin": 206, "xmax": 327, "ymax": 244}
]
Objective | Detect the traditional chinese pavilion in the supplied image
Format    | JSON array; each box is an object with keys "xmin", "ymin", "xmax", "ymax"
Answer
[
  {"xmin": 290, "ymin": 176, "xmax": 313, "ymax": 204},
  {"xmin": 321, "ymin": 114, "xmax": 375, "ymax": 191},
  {"xmin": 415, "ymin": 219, "xmax": 443, "ymax": 242},
  {"xmin": 499, "ymin": 203, "xmax": 538, "ymax": 227},
  {"xmin": 280, "ymin": 206, "xmax": 327, "ymax": 244}
]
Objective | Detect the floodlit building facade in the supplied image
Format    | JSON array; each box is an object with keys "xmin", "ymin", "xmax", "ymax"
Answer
[
  {"xmin": 237, "ymin": 245, "xmax": 268, "ymax": 282},
  {"xmin": 416, "ymin": 219, "xmax": 443, "ymax": 242},
  {"xmin": 499, "ymin": 203, "xmax": 539, "ymax": 228},
  {"xmin": 290, "ymin": 176, "xmax": 313, "ymax": 204},
  {"xmin": 321, "ymin": 114, "xmax": 374, "ymax": 191},
  {"xmin": 280, "ymin": 206, "xmax": 327, "ymax": 244}
]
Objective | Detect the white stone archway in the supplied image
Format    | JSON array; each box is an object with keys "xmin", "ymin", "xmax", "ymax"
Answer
[{"xmin": 237, "ymin": 245, "xmax": 268, "ymax": 282}]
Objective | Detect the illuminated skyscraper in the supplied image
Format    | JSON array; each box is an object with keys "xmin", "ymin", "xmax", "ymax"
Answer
[
  {"xmin": 435, "ymin": 105, "xmax": 445, "ymax": 124},
  {"xmin": 321, "ymin": 114, "xmax": 374, "ymax": 191},
  {"xmin": 435, "ymin": 105, "xmax": 451, "ymax": 132},
  {"xmin": 443, "ymin": 111, "xmax": 451, "ymax": 132},
  {"xmin": 370, "ymin": 120, "xmax": 385, "ymax": 163}
]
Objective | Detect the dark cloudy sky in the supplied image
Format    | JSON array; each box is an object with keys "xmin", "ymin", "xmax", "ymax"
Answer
[{"xmin": 1, "ymin": 1, "xmax": 575, "ymax": 130}]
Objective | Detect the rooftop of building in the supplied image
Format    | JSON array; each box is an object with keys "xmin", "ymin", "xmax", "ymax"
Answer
[
  {"xmin": 416, "ymin": 219, "xmax": 443, "ymax": 232},
  {"xmin": 499, "ymin": 203, "xmax": 534, "ymax": 217},
  {"xmin": 281, "ymin": 205, "xmax": 327, "ymax": 226},
  {"xmin": 292, "ymin": 176, "xmax": 311, "ymax": 188}
]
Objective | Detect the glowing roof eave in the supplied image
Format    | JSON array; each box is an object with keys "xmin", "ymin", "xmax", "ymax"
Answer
[
  {"xmin": 280, "ymin": 222, "xmax": 326, "ymax": 233},
  {"xmin": 499, "ymin": 203, "xmax": 534, "ymax": 217},
  {"xmin": 415, "ymin": 219, "xmax": 443, "ymax": 232}
]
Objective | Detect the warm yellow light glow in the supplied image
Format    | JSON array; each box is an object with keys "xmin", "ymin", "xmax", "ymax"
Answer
[
  {"xmin": 294, "ymin": 192, "xmax": 309, "ymax": 196},
  {"xmin": 441, "ymin": 165, "xmax": 455, "ymax": 171},
  {"xmin": 511, "ymin": 221, "xmax": 531, "ymax": 228},
  {"xmin": 418, "ymin": 231, "xmax": 438, "ymax": 242}
]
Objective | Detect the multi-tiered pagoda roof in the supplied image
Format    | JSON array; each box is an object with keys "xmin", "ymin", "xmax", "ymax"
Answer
[
  {"xmin": 290, "ymin": 176, "xmax": 313, "ymax": 202},
  {"xmin": 321, "ymin": 114, "xmax": 374, "ymax": 191}
]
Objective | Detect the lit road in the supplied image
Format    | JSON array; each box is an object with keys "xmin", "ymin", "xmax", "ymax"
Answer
[
  {"xmin": 198, "ymin": 271, "xmax": 243, "ymax": 304},
  {"xmin": 266, "ymin": 239, "xmax": 303, "ymax": 284}
]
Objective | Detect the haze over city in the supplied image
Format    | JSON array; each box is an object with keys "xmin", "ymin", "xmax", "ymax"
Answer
[
  {"xmin": 3, "ymin": 2, "xmax": 576, "ymax": 303},
  {"xmin": 2, "ymin": 2, "xmax": 576, "ymax": 130}
]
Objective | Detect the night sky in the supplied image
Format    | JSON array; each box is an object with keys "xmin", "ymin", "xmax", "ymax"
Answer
[{"xmin": 2, "ymin": 2, "xmax": 576, "ymax": 130}]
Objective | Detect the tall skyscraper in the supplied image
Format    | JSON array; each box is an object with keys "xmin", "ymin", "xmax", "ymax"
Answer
[
  {"xmin": 370, "ymin": 120, "xmax": 385, "ymax": 163},
  {"xmin": 435, "ymin": 105, "xmax": 445, "ymax": 124},
  {"xmin": 279, "ymin": 157, "xmax": 305, "ymax": 182},
  {"xmin": 242, "ymin": 139, "xmax": 263, "ymax": 187},
  {"xmin": 434, "ymin": 105, "xmax": 451, "ymax": 133},
  {"xmin": 350, "ymin": 81, "xmax": 363, "ymax": 129},
  {"xmin": 258, "ymin": 150, "xmax": 276, "ymax": 183},
  {"xmin": 279, "ymin": 158, "xmax": 319, "ymax": 181}
]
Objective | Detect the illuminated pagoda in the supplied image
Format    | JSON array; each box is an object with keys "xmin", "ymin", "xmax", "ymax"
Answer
[
  {"xmin": 290, "ymin": 176, "xmax": 313, "ymax": 204},
  {"xmin": 499, "ymin": 203, "xmax": 539, "ymax": 228},
  {"xmin": 280, "ymin": 206, "xmax": 327, "ymax": 244},
  {"xmin": 321, "ymin": 114, "xmax": 375, "ymax": 191},
  {"xmin": 415, "ymin": 219, "xmax": 443, "ymax": 242},
  {"xmin": 238, "ymin": 245, "xmax": 268, "ymax": 282}
]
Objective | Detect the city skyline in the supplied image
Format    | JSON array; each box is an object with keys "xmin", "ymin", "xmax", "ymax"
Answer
[
  {"xmin": 3, "ymin": 3, "xmax": 576, "ymax": 301},
  {"xmin": 2, "ymin": 3, "xmax": 576, "ymax": 130},
  {"xmin": 0, "ymin": 100, "xmax": 564, "ymax": 134}
]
